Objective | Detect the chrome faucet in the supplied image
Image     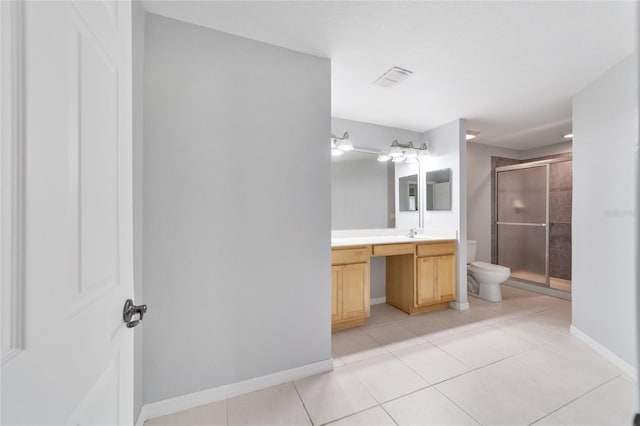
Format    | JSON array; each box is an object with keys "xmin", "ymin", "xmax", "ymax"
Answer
[{"xmin": 408, "ymin": 228, "xmax": 417, "ymax": 238}]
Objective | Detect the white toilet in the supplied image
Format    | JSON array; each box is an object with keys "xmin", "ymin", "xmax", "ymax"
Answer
[{"xmin": 467, "ymin": 240, "xmax": 511, "ymax": 302}]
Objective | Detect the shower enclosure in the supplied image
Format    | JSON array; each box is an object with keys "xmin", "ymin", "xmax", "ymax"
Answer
[{"xmin": 495, "ymin": 156, "xmax": 572, "ymax": 292}]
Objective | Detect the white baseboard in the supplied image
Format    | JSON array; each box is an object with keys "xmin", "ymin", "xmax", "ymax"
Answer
[
  {"xmin": 370, "ymin": 297, "xmax": 386, "ymax": 305},
  {"xmin": 449, "ymin": 301, "xmax": 469, "ymax": 311},
  {"xmin": 135, "ymin": 358, "xmax": 333, "ymax": 426},
  {"xmin": 570, "ymin": 325, "xmax": 637, "ymax": 380}
]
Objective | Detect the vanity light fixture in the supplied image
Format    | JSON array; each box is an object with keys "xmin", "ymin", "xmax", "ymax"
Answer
[
  {"xmin": 330, "ymin": 131, "xmax": 354, "ymax": 153},
  {"xmin": 377, "ymin": 151, "xmax": 391, "ymax": 162},
  {"xmin": 564, "ymin": 133, "xmax": 573, "ymax": 139},
  {"xmin": 466, "ymin": 130, "xmax": 480, "ymax": 140},
  {"xmin": 378, "ymin": 140, "xmax": 427, "ymax": 162}
]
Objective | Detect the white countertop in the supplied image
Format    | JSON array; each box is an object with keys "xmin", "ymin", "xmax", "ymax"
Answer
[{"xmin": 331, "ymin": 228, "xmax": 457, "ymax": 248}]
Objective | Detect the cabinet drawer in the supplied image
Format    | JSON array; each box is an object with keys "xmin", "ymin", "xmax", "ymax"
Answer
[
  {"xmin": 416, "ymin": 241, "xmax": 456, "ymax": 257},
  {"xmin": 372, "ymin": 243, "xmax": 415, "ymax": 256},
  {"xmin": 331, "ymin": 247, "xmax": 370, "ymax": 265}
]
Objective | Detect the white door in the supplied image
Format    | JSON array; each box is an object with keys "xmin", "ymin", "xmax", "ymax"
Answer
[{"xmin": 1, "ymin": 0, "xmax": 135, "ymax": 424}]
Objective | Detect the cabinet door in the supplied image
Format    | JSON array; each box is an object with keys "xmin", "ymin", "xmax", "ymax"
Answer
[
  {"xmin": 416, "ymin": 256, "xmax": 438, "ymax": 306},
  {"xmin": 437, "ymin": 255, "xmax": 456, "ymax": 302},
  {"xmin": 331, "ymin": 266, "xmax": 343, "ymax": 322},
  {"xmin": 342, "ymin": 263, "xmax": 370, "ymax": 319}
]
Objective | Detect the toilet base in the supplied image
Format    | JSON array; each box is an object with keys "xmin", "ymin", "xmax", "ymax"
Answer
[{"xmin": 478, "ymin": 283, "xmax": 502, "ymax": 302}]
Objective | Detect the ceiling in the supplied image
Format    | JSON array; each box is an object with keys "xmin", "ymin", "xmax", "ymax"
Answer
[{"xmin": 142, "ymin": 1, "xmax": 637, "ymax": 151}]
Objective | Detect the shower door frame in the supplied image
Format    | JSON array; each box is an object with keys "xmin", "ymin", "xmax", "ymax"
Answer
[{"xmin": 494, "ymin": 156, "xmax": 572, "ymax": 288}]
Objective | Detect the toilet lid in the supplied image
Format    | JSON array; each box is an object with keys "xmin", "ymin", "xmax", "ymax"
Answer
[{"xmin": 470, "ymin": 261, "xmax": 510, "ymax": 273}]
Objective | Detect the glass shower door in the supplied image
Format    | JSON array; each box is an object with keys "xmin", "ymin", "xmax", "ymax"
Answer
[{"xmin": 496, "ymin": 164, "xmax": 549, "ymax": 286}]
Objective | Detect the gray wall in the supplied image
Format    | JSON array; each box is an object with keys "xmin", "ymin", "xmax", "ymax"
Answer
[
  {"xmin": 572, "ymin": 53, "xmax": 638, "ymax": 369},
  {"xmin": 132, "ymin": 0, "xmax": 145, "ymax": 419},
  {"xmin": 143, "ymin": 14, "xmax": 331, "ymax": 403}
]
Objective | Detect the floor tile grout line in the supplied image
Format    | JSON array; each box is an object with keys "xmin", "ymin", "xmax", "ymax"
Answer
[
  {"xmin": 291, "ymin": 380, "xmax": 314, "ymax": 426},
  {"xmin": 319, "ymin": 403, "xmax": 387, "ymax": 426},
  {"xmin": 432, "ymin": 382, "xmax": 485, "ymax": 425},
  {"xmin": 525, "ymin": 374, "xmax": 622, "ymax": 425},
  {"xmin": 379, "ymin": 403, "xmax": 400, "ymax": 426}
]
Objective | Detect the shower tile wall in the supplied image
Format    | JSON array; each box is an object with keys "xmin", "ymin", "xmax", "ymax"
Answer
[{"xmin": 549, "ymin": 160, "xmax": 572, "ymax": 280}]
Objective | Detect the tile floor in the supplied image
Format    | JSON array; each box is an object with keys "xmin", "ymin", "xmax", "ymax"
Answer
[{"xmin": 145, "ymin": 286, "xmax": 638, "ymax": 426}]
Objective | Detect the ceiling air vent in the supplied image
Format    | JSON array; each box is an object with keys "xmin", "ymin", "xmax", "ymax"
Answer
[{"xmin": 372, "ymin": 66, "xmax": 413, "ymax": 88}]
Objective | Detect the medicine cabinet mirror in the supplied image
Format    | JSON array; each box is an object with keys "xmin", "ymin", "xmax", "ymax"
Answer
[{"xmin": 426, "ymin": 168, "xmax": 452, "ymax": 211}]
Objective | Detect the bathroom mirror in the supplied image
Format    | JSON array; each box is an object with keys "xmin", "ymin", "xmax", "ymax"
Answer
[
  {"xmin": 331, "ymin": 149, "xmax": 395, "ymax": 230},
  {"xmin": 426, "ymin": 168, "xmax": 452, "ymax": 211},
  {"xmin": 398, "ymin": 174, "xmax": 419, "ymax": 212}
]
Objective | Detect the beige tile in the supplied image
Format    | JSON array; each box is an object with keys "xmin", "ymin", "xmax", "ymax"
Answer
[
  {"xmin": 553, "ymin": 376, "xmax": 639, "ymax": 426},
  {"xmin": 399, "ymin": 308, "xmax": 489, "ymax": 341},
  {"xmin": 332, "ymin": 350, "xmax": 345, "ymax": 368},
  {"xmin": 505, "ymin": 294, "xmax": 571, "ymax": 313},
  {"xmin": 362, "ymin": 322, "xmax": 426, "ymax": 351},
  {"xmin": 497, "ymin": 317, "xmax": 568, "ymax": 347},
  {"xmin": 294, "ymin": 367, "xmax": 377, "ymax": 425},
  {"xmin": 398, "ymin": 314, "xmax": 455, "ymax": 340},
  {"xmin": 383, "ymin": 386, "xmax": 480, "ymax": 426},
  {"xmin": 519, "ymin": 307, "xmax": 572, "ymax": 335},
  {"xmin": 436, "ymin": 370, "xmax": 546, "ymax": 426},
  {"xmin": 227, "ymin": 382, "xmax": 309, "ymax": 426},
  {"xmin": 361, "ymin": 303, "xmax": 410, "ymax": 328},
  {"xmin": 326, "ymin": 406, "xmax": 396, "ymax": 426},
  {"xmin": 428, "ymin": 326, "xmax": 516, "ymax": 368},
  {"xmin": 145, "ymin": 400, "xmax": 227, "ymax": 426},
  {"xmin": 393, "ymin": 342, "xmax": 472, "ymax": 384},
  {"xmin": 347, "ymin": 353, "xmax": 428, "ymax": 403},
  {"xmin": 332, "ymin": 327, "xmax": 388, "ymax": 364},
  {"xmin": 479, "ymin": 344, "xmax": 620, "ymax": 414}
]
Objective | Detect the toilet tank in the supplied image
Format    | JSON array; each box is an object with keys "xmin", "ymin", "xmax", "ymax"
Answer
[{"xmin": 467, "ymin": 240, "xmax": 478, "ymax": 262}]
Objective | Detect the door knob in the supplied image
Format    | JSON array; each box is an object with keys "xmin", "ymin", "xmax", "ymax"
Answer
[{"xmin": 123, "ymin": 299, "xmax": 147, "ymax": 328}]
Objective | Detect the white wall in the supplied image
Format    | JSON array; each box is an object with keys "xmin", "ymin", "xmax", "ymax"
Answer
[
  {"xmin": 421, "ymin": 119, "xmax": 468, "ymax": 309},
  {"xmin": 132, "ymin": 0, "xmax": 145, "ymax": 419},
  {"xmin": 143, "ymin": 14, "xmax": 331, "ymax": 403},
  {"xmin": 572, "ymin": 53, "xmax": 638, "ymax": 370}
]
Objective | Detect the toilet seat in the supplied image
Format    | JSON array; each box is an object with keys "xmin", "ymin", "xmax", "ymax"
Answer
[{"xmin": 470, "ymin": 261, "xmax": 510, "ymax": 273}]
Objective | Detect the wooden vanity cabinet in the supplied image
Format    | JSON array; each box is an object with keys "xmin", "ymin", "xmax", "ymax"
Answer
[
  {"xmin": 386, "ymin": 240, "xmax": 456, "ymax": 315},
  {"xmin": 331, "ymin": 247, "xmax": 370, "ymax": 331}
]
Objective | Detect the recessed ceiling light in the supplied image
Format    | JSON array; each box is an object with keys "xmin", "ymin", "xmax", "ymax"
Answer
[
  {"xmin": 564, "ymin": 133, "xmax": 573, "ymax": 139},
  {"xmin": 466, "ymin": 130, "xmax": 480, "ymax": 140}
]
